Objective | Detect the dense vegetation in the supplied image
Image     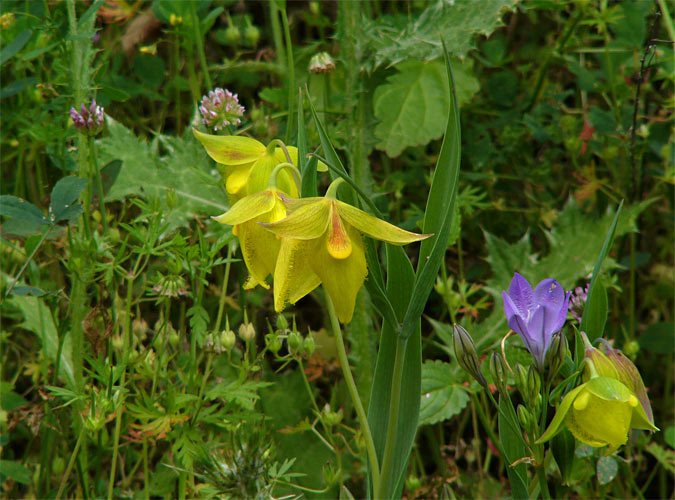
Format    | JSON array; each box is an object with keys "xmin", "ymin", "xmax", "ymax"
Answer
[{"xmin": 1, "ymin": 1, "xmax": 672, "ymax": 498}]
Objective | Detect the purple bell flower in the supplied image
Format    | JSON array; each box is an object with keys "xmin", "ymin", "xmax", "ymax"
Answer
[{"xmin": 502, "ymin": 272, "xmax": 571, "ymax": 372}]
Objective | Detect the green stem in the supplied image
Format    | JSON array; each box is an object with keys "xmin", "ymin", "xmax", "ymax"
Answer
[
  {"xmin": 280, "ymin": 5, "xmax": 295, "ymax": 142},
  {"xmin": 471, "ymin": 393, "xmax": 505, "ymax": 457},
  {"xmin": 190, "ymin": 0, "xmax": 211, "ymax": 89},
  {"xmin": 657, "ymin": 0, "xmax": 675, "ymax": 41},
  {"xmin": 326, "ymin": 294, "xmax": 380, "ymax": 495},
  {"xmin": 87, "ymin": 136, "xmax": 107, "ymax": 235},
  {"xmin": 269, "ymin": 1, "xmax": 285, "ymax": 68},
  {"xmin": 376, "ymin": 335, "xmax": 407, "ymax": 499},
  {"xmin": 536, "ymin": 462, "xmax": 552, "ymax": 500},
  {"xmin": 55, "ymin": 424, "xmax": 86, "ymax": 500},
  {"xmin": 214, "ymin": 243, "xmax": 234, "ymax": 331}
]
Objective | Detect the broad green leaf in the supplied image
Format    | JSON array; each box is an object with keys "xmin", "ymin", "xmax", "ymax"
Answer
[
  {"xmin": 361, "ymin": 0, "xmax": 518, "ymax": 70},
  {"xmin": 418, "ymin": 360, "xmax": 470, "ymax": 426},
  {"xmin": 0, "ymin": 195, "xmax": 48, "ymax": 226},
  {"xmin": 0, "ymin": 460, "xmax": 31, "ymax": 485},
  {"xmin": 9, "ymin": 294, "xmax": 75, "ymax": 389},
  {"xmin": 400, "ymin": 43, "xmax": 461, "ymax": 341},
  {"xmin": 0, "ymin": 30, "xmax": 32, "ymax": 66},
  {"xmin": 50, "ymin": 176, "xmax": 89, "ymax": 222},
  {"xmin": 580, "ymin": 202, "xmax": 622, "ymax": 338},
  {"xmin": 374, "ymin": 58, "xmax": 478, "ymax": 157},
  {"xmin": 498, "ymin": 395, "xmax": 529, "ymax": 500},
  {"xmin": 97, "ymin": 118, "xmax": 229, "ymax": 229},
  {"xmin": 551, "ymin": 428, "xmax": 576, "ymax": 485},
  {"xmin": 596, "ymin": 456, "xmax": 618, "ymax": 485}
]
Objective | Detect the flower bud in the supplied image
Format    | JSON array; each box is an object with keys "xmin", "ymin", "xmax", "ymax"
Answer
[
  {"xmin": 238, "ymin": 322, "xmax": 256, "ymax": 343},
  {"xmin": 308, "ymin": 52, "xmax": 336, "ymax": 74},
  {"xmin": 169, "ymin": 330, "xmax": 180, "ymax": 347},
  {"xmin": 323, "ymin": 462, "xmax": 339, "ymax": 486},
  {"xmin": 224, "ymin": 25, "xmax": 241, "ymax": 45},
  {"xmin": 287, "ymin": 331, "xmax": 303, "ymax": 355},
  {"xmin": 323, "ymin": 405, "xmax": 343, "ymax": 427},
  {"xmin": 276, "ymin": 314, "xmax": 288, "ymax": 331},
  {"xmin": 221, "ymin": 329, "xmax": 236, "ymax": 351},
  {"xmin": 452, "ymin": 324, "xmax": 487, "ymax": 387},
  {"xmin": 515, "ymin": 363, "xmax": 528, "ymax": 396},
  {"xmin": 546, "ymin": 331, "xmax": 568, "ymax": 379},
  {"xmin": 302, "ymin": 335, "xmax": 315, "ymax": 358},
  {"xmin": 517, "ymin": 404, "xmax": 531, "ymax": 429},
  {"xmin": 265, "ymin": 332, "xmax": 282, "ymax": 354},
  {"xmin": 581, "ymin": 332, "xmax": 618, "ymax": 381},
  {"xmin": 244, "ymin": 18, "xmax": 260, "ymax": 47},
  {"xmin": 405, "ymin": 475, "xmax": 422, "ymax": 493},
  {"xmin": 489, "ymin": 352, "xmax": 508, "ymax": 395},
  {"xmin": 527, "ymin": 366, "xmax": 541, "ymax": 402}
]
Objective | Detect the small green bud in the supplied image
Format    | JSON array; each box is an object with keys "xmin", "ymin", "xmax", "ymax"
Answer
[
  {"xmin": 224, "ymin": 25, "xmax": 241, "ymax": 45},
  {"xmin": 623, "ymin": 340, "xmax": 639, "ymax": 357},
  {"xmin": 169, "ymin": 330, "xmax": 180, "ymax": 347},
  {"xmin": 452, "ymin": 324, "xmax": 487, "ymax": 387},
  {"xmin": 534, "ymin": 393, "xmax": 543, "ymax": 416},
  {"xmin": 238, "ymin": 322, "xmax": 256, "ymax": 343},
  {"xmin": 516, "ymin": 363, "xmax": 528, "ymax": 396},
  {"xmin": 287, "ymin": 331, "xmax": 303, "ymax": 355},
  {"xmin": 265, "ymin": 333, "xmax": 283, "ymax": 354},
  {"xmin": 302, "ymin": 335, "xmax": 315, "ymax": 357},
  {"xmin": 527, "ymin": 365, "xmax": 541, "ymax": 401},
  {"xmin": 244, "ymin": 23, "xmax": 260, "ymax": 47},
  {"xmin": 52, "ymin": 456, "xmax": 65, "ymax": 476},
  {"xmin": 546, "ymin": 332, "xmax": 568, "ymax": 379},
  {"xmin": 489, "ymin": 352, "xmax": 508, "ymax": 395},
  {"xmin": 221, "ymin": 329, "xmax": 236, "ymax": 351},
  {"xmin": 517, "ymin": 404, "xmax": 531, "ymax": 429},
  {"xmin": 405, "ymin": 475, "xmax": 422, "ymax": 493},
  {"xmin": 323, "ymin": 462, "xmax": 339, "ymax": 486},
  {"xmin": 276, "ymin": 314, "xmax": 289, "ymax": 331}
]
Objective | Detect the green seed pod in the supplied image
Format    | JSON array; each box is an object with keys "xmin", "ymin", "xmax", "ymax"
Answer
[
  {"xmin": 276, "ymin": 314, "xmax": 288, "ymax": 331},
  {"xmin": 516, "ymin": 363, "xmax": 529, "ymax": 397},
  {"xmin": 224, "ymin": 25, "xmax": 241, "ymax": 46},
  {"xmin": 527, "ymin": 365, "xmax": 541, "ymax": 402},
  {"xmin": 244, "ymin": 23, "xmax": 260, "ymax": 47},
  {"xmin": 302, "ymin": 335, "xmax": 315, "ymax": 357},
  {"xmin": 238, "ymin": 323, "xmax": 256, "ymax": 343},
  {"xmin": 517, "ymin": 404, "xmax": 531, "ymax": 429},
  {"xmin": 287, "ymin": 331, "xmax": 303, "ymax": 355},
  {"xmin": 265, "ymin": 333, "xmax": 282, "ymax": 354},
  {"xmin": 221, "ymin": 329, "xmax": 236, "ymax": 351}
]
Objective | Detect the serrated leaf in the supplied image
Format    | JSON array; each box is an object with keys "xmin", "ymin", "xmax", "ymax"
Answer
[
  {"xmin": 98, "ymin": 118, "xmax": 229, "ymax": 229},
  {"xmin": 419, "ymin": 360, "xmax": 470, "ymax": 426},
  {"xmin": 373, "ymin": 58, "xmax": 478, "ymax": 157},
  {"xmin": 362, "ymin": 0, "xmax": 519, "ymax": 70},
  {"xmin": 50, "ymin": 176, "xmax": 89, "ymax": 222},
  {"xmin": 0, "ymin": 460, "xmax": 31, "ymax": 485},
  {"xmin": 0, "ymin": 195, "xmax": 48, "ymax": 226},
  {"xmin": 596, "ymin": 456, "xmax": 618, "ymax": 485}
]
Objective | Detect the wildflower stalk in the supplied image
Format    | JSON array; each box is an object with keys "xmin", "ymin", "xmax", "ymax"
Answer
[
  {"xmin": 87, "ymin": 136, "xmax": 107, "ymax": 234},
  {"xmin": 189, "ymin": 0, "xmax": 211, "ymax": 89},
  {"xmin": 326, "ymin": 294, "xmax": 380, "ymax": 494},
  {"xmin": 55, "ymin": 424, "xmax": 86, "ymax": 500},
  {"xmin": 377, "ymin": 335, "xmax": 407, "ymax": 499}
]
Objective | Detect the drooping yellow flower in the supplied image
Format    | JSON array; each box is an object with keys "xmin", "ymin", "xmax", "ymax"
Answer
[
  {"xmin": 193, "ymin": 129, "xmax": 327, "ymax": 200},
  {"xmin": 262, "ymin": 190, "xmax": 432, "ymax": 323},
  {"xmin": 213, "ymin": 189, "xmax": 294, "ymax": 290},
  {"xmin": 537, "ymin": 375, "xmax": 657, "ymax": 452}
]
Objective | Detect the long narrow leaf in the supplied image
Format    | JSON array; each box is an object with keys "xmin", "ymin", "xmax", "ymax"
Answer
[
  {"xmin": 297, "ymin": 88, "xmax": 318, "ymax": 197},
  {"xmin": 400, "ymin": 41, "xmax": 461, "ymax": 340},
  {"xmin": 580, "ymin": 201, "xmax": 623, "ymax": 338}
]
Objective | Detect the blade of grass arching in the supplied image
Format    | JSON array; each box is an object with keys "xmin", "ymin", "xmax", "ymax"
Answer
[
  {"xmin": 400, "ymin": 41, "xmax": 461, "ymax": 340},
  {"xmin": 580, "ymin": 201, "xmax": 623, "ymax": 339},
  {"xmin": 297, "ymin": 88, "xmax": 318, "ymax": 197},
  {"xmin": 499, "ymin": 395, "xmax": 530, "ymax": 500},
  {"xmin": 368, "ymin": 244, "xmax": 421, "ymax": 499},
  {"xmin": 307, "ymin": 89, "xmax": 348, "ymax": 178}
]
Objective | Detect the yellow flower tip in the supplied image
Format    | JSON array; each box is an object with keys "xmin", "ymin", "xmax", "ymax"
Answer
[
  {"xmin": 233, "ymin": 224, "xmax": 239, "ymax": 236},
  {"xmin": 628, "ymin": 395, "xmax": 639, "ymax": 407},
  {"xmin": 212, "ymin": 214, "xmax": 228, "ymax": 224},
  {"xmin": 327, "ymin": 205, "xmax": 352, "ymax": 259}
]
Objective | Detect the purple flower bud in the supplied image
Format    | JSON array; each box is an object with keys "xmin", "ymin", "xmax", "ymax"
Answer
[
  {"xmin": 569, "ymin": 284, "xmax": 589, "ymax": 322},
  {"xmin": 198, "ymin": 87, "xmax": 245, "ymax": 132},
  {"xmin": 70, "ymin": 98, "xmax": 105, "ymax": 136},
  {"xmin": 309, "ymin": 52, "xmax": 336, "ymax": 74},
  {"xmin": 502, "ymin": 272, "xmax": 571, "ymax": 372}
]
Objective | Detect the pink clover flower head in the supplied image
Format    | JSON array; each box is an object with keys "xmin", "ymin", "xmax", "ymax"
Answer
[
  {"xmin": 70, "ymin": 99, "xmax": 105, "ymax": 136},
  {"xmin": 199, "ymin": 88, "xmax": 245, "ymax": 131},
  {"xmin": 502, "ymin": 272, "xmax": 571, "ymax": 372}
]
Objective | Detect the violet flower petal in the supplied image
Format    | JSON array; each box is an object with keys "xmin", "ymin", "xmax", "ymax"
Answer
[
  {"xmin": 533, "ymin": 278, "xmax": 564, "ymax": 310},
  {"xmin": 508, "ymin": 272, "xmax": 535, "ymax": 319}
]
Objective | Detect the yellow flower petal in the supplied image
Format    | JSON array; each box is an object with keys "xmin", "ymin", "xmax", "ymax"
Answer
[
  {"xmin": 336, "ymin": 200, "xmax": 432, "ymax": 245},
  {"xmin": 212, "ymin": 190, "xmax": 276, "ymax": 225},
  {"xmin": 262, "ymin": 199, "xmax": 331, "ymax": 240},
  {"xmin": 238, "ymin": 221, "xmax": 280, "ymax": 290},
  {"xmin": 312, "ymin": 225, "xmax": 367, "ymax": 323},
  {"xmin": 274, "ymin": 238, "xmax": 321, "ymax": 312},
  {"xmin": 225, "ymin": 164, "xmax": 253, "ymax": 195},
  {"xmin": 273, "ymin": 146, "xmax": 299, "ymax": 165},
  {"xmin": 326, "ymin": 202, "xmax": 352, "ymax": 259},
  {"xmin": 565, "ymin": 389, "xmax": 632, "ymax": 449},
  {"xmin": 193, "ymin": 129, "xmax": 265, "ymax": 165}
]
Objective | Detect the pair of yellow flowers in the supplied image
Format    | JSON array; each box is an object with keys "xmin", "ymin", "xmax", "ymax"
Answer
[{"xmin": 194, "ymin": 129, "xmax": 430, "ymax": 323}]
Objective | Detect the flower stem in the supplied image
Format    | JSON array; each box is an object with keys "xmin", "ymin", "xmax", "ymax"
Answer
[
  {"xmin": 55, "ymin": 424, "xmax": 86, "ymax": 500},
  {"xmin": 325, "ymin": 294, "xmax": 380, "ymax": 495},
  {"xmin": 190, "ymin": 0, "xmax": 211, "ymax": 89},
  {"xmin": 87, "ymin": 136, "xmax": 107, "ymax": 235},
  {"xmin": 376, "ymin": 334, "xmax": 407, "ymax": 499}
]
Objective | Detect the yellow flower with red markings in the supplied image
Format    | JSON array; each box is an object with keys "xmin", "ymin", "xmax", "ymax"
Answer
[{"xmin": 262, "ymin": 182, "xmax": 432, "ymax": 323}]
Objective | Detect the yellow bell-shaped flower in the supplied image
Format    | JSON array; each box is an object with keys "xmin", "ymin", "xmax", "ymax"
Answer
[
  {"xmin": 537, "ymin": 375, "xmax": 658, "ymax": 452},
  {"xmin": 194, "ymin": 129, "xmax": 300, "ymax": 200},
  {"xmin": 213, "ymin": 188, "xmax": 293, "ymax": 290},
  {"xmin": 262, "ymin": 183, "xmax": 431, "ymax": 323}
]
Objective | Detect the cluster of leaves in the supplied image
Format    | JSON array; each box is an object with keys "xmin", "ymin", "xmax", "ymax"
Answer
[{"xmin": 1, "ymin": 0, "xmax": 673, "ymax": 499}]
